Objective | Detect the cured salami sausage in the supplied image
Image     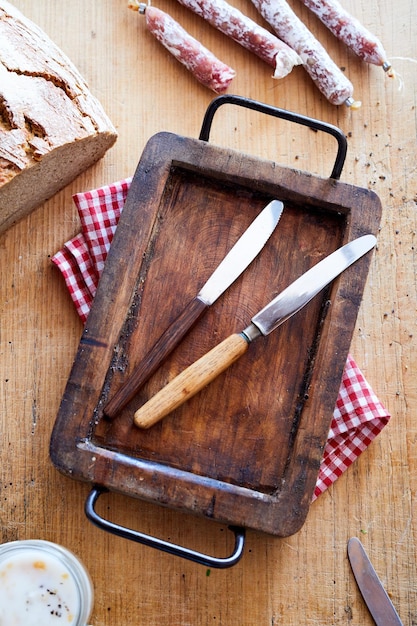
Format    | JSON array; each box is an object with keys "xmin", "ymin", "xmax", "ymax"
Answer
[
  {"xmin": 250, "ymin": 0, "xmax": 359, "ymax": 107},
  {"xmin": 175, "ymin": 0, "xmax": 301, "ymax": 79},
  {"xmin": 300, "ymin": 0, "xmax": 392, "ymax": 72},
  {"xmin": 129, "ymin": 3, "xmax": 235, "ymax": 93}
]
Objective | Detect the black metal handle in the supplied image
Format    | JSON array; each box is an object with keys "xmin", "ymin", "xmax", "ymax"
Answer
[
  {"xmin": 85, "ymin": 486, "xmax": 246, "ymax": 569},
  {"xmin": 199, "ymin": 94, "xmax": 347, "ymax": 180}
]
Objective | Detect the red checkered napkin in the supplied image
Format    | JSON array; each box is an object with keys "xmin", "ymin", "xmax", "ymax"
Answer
[{"xmin": 52, "ymin": 179, "xmax": 390, "ymax": 501}]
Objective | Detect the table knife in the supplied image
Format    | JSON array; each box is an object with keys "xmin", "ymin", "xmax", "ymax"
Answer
[
  {"xmin": 104, "ymin": 199, "xmax": 284, "ymax": 419},
  {"xmin": 134, "ymin": 233, "xmax": 376, "ymax": 428},
  {"xmin": 348, "ymin": 537, "xmax": 403, "ymax": 625}
]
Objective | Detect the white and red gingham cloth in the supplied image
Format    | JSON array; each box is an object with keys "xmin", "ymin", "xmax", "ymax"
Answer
[{"xmin": 52, "ymin": 179, "xmax": 390, "ymax": 501}]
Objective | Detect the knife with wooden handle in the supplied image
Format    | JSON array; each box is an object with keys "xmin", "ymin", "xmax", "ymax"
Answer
[
  {"xmin": 104, "ymin": 200, "xmax": 284, "ymax": 419},
  {"xmin": 134, "ymin": 234, "xmax": 376, "ymax": 429},
  {"xmin": 348, "ymin": 537, "xmax": 403, "ymax": 625}
]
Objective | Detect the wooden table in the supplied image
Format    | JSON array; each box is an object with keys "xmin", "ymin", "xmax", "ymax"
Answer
[{"xmin": 1, "ymin": 0, "xmax": 416, "ymax": 623}]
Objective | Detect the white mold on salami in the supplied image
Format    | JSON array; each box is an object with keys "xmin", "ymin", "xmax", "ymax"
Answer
[
  {"xmin": 129, "ymin": 2, "xmax": 235, "ymax": 93},
  {"xmin": 299, "ymin": 0, "xmax": 392, "ymax": 73},
  {"xmin": 175, "ymin": 0, "xmax": 301, "ymax": 79},
  {"xmin": 251, "ymin": 0, "xmax": 360, "ymax": 106}
]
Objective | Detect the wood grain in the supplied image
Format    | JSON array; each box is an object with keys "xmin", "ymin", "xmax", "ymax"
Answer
[{"xmin": 1, "ymin": 0, "xmax": 416, "ymax": 624}]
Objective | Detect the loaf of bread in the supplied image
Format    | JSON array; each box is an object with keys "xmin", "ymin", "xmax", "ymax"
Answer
[{"xmin": 0, "ymin": 1, "xmax": 118, "ymax": 235}]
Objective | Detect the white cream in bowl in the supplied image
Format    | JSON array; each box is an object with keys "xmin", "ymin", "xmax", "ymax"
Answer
[{"xmin": 0, "ymin": 540, "xmax": 93, "ymax": 625}]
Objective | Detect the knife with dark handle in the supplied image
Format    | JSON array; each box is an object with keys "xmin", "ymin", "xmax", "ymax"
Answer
[
  {"xmin": 348, "ymin": 537, "xmax": 403, "ymax": 626},
  {"xmin": 104, "ymin": 200, "xmax": 284, "ymax": 419},
  {"xmin": 133, "ymin": 234, "xmax": 376, "ymax": 429}
]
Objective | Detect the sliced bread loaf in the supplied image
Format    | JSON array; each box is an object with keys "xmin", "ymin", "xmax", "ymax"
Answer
[{"xmin": 0, "ymin": 1, "xmax": 117, "ymax": 235}]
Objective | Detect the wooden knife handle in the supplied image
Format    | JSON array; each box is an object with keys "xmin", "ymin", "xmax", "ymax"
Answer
[
  {"xmin": 104, "ymin": 297, "xmax": 208, "ymax": 419},
  {"xmin": 133, "ymin": 333, "xmax": 249, "ymax": 429}
]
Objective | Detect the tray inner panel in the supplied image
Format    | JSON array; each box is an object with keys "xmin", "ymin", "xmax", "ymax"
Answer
[{"xmin": 93, "ymin": 166, "xmax": 344, "ymax": 495}]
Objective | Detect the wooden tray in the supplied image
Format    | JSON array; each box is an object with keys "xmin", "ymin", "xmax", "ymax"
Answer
[{"xmin": 50, "ymin": 97, "xmax": 382, "ymax": 565}]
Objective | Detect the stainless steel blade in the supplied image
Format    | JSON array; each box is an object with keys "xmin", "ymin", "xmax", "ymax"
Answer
[
  {"xmin": 348, "ymin": 537, "xmax": 403, "ymax": 626},
  {"xmin": 246, "ymin": 234, "xmax": 376, "ymax": 338},
  {"xmin": 198, "ymin": 200, "xmax": 284, "ymax": 305}
]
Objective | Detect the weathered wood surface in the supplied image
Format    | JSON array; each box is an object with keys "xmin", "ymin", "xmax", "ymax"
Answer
[{"xmin": 1, "ymin": 0, "xmax": 416, "ymax": 623}]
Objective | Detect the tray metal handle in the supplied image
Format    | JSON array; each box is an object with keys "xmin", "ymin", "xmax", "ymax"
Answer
[
  {"xmin": 199, "ymin": 94, "xmax": 347, "ymax": 180},
  {"xmin": 85, "ymin": 487, "xmax": 246, "ymax": 569}
]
